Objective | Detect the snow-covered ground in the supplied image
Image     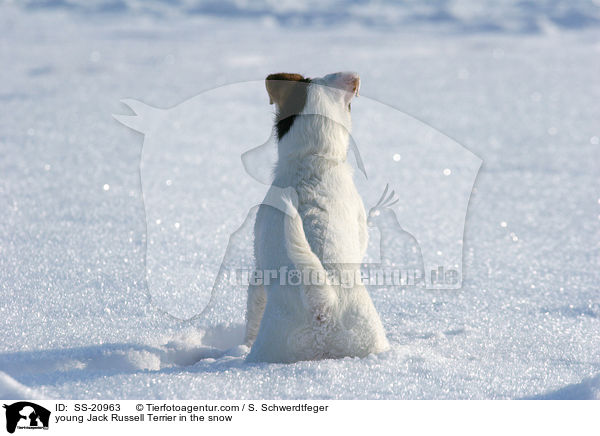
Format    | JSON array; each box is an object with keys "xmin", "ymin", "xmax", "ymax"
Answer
[{"xmin": 1, "ymin": 0, "xmax": 599, "ymax": 399}]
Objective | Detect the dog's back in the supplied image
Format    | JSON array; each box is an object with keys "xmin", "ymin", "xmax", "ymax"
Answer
[{"xmin": 245, "ymin": 73, "xmax": 389, "ymax": 363}]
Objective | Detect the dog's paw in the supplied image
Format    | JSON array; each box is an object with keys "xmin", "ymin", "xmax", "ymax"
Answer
[
  {"xmin": 281, "ymin": 186, "xmax": 299, "ymax": 208},
  {"xmin": 278, "ymin": 186, "xmax": 299, "ymax": 218},
  {"xmin": 262, "ymin": 185, "xmax": 299, "ymax": 217}
]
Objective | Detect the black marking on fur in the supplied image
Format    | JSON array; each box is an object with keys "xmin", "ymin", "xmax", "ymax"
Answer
[{"xmin": 276, "ymin": 114, "xmax": 298, "ymax": 140}]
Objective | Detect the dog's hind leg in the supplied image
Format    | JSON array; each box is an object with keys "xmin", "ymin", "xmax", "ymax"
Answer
[
  {"xmin": 244, "ymin": 283, "xmax": 266, "ymax": 346},
  {"xmin": 282, "ymin": 196, "xmax": 338, "ymax": 324}
]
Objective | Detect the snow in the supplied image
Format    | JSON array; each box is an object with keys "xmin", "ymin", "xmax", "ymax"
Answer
[
  {"xmin": 1, "ymin": 0, "xmax": 599, "ymax": 399},
  {"xmin": 0, "ymin": 372, "xmax": 40, "ymax": 400}
]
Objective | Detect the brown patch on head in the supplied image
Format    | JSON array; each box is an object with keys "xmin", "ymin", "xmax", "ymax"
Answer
[
  {"xmin": 265, "ymin": 73, "xmax": 311, "ymax": 140},
  {"xmin": 265, "ymin": 73, "xmax": 306, "ymax": 105}
]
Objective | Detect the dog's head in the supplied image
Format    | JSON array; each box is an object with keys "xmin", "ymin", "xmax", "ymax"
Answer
[{"xmin": 265, "ymin": 72, "xmax": 359, "ymax": 142}]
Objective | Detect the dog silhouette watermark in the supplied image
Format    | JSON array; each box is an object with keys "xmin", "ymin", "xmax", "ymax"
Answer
[{"xmin": 3, "ymin": 402, "xmax": 50, "ymax": 434}]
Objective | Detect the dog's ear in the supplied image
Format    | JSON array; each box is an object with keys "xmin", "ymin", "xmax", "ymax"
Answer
[{"xmin": 265, "ymin": 73, "xmax": 305, "ymax": 106}]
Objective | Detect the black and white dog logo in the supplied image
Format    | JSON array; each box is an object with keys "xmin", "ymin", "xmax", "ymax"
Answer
[{"xmin": 3, "ymin": 402, "xmax": 50, "ymax": 433}]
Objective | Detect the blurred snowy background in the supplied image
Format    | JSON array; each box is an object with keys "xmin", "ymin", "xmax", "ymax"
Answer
[{"xmin": 0, "ymin": 0, "xmax": 599, "ymax": 399}]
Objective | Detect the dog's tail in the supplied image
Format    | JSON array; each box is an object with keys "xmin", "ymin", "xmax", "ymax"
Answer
[{"xmin": 281, "ymin": 195, "xmax": 337, "ymax": 323}]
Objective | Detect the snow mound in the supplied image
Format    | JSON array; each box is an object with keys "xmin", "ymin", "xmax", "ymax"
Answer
[
  {"xmin": 529, "ymin": 374, "xmax": 600, "ymax": 400},
  {"xmin": 0, "ymin": 372, "xmax": 42, "ymax": 400},
  {"xmin": 0, "ymin": 325, "xmax": 246, "ymax": 384}
]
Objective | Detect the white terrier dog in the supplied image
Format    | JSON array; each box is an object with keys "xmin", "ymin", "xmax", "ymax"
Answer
[{"xmin": 245, "ymin": 72, "xmax": 389, "ymax": 363}]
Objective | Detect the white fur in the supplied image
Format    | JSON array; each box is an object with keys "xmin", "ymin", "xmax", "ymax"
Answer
[{"xmin": 245, "ymin": 73, "xmax": 389, "ymax": 363}]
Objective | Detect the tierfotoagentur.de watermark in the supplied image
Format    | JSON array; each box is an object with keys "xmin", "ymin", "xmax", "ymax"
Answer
[{"xmin": 232, "ymin": 265, "xmax": 460, "ymax": 289}]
